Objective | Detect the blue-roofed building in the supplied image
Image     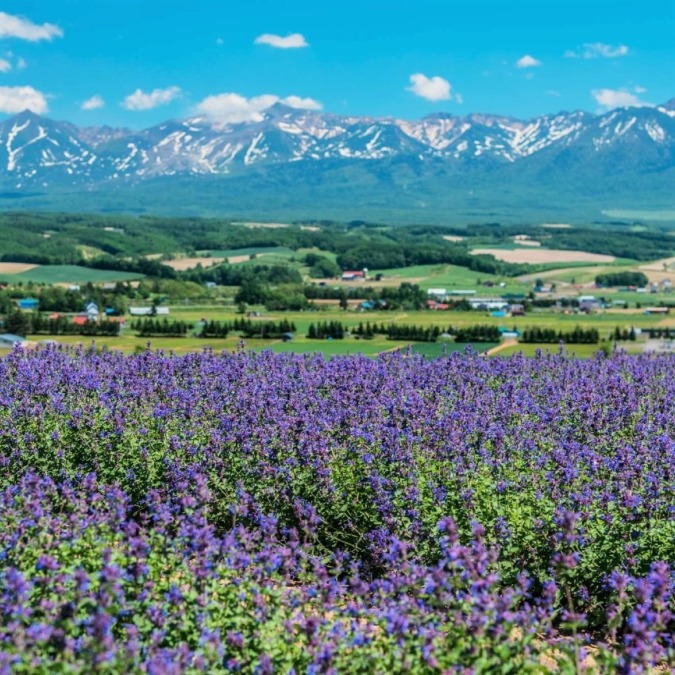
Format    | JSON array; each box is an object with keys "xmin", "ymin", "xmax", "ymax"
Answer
[{"xmin": 17, "ymin": 298, "xmax": 39, "ymax": 310}]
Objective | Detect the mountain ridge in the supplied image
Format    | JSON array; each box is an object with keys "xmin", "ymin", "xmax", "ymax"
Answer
[{"xmin": 0, "ymin": 101, "xmax": 672, "ymax": 223}]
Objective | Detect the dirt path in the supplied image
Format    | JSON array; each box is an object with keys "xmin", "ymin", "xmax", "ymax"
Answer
[{"xmin": 484, "ymin": 339, "xmax": 518, "ymax": 356}]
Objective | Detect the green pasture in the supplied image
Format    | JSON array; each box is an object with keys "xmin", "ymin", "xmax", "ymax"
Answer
[
  {"xmin": 495, "ymin": 342, "xmax": 644, "ymax": 358},
  {"xmin": 410, "ymin": 341, "xmax": 498, "ymax": 357},
  {"xmin": 18, "ymin": 333, "xmax": 633, "ymax": 360},
  {"xmin": 11, "ymin": 301, "xmax": 671, "ymax": 358},
  {"xmin": 168, "ymin": 306, "xmax": 673, "ymax": 335},
  {"xmin": 0, "ymin": 265, "xmax": 144, "ymax": 284},
  {"xmin": 199, "ymin": 247, "xmax": 293, "ymax": 259},
  {"xmin": 372, "ymin": 264, "xmax": 527, "ymax": 295}
]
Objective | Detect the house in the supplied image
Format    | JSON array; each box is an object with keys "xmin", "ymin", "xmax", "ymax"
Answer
[
  {"xmin": 427, "ymin": 300, "xmax": 449, "ymax": 310},
  {"xmin": 0, "ymin": 333, "xmax": 27, "ymax": 348},
  {"xmin": 282, "ymin": 332, "xmax": 294, "ymax": 342},
  {"xmin": 205, "ymin": 282, "xmax": 217, "ymax": 289},
  {"xmin": 469, "ymin": 298, "xmax": 509, "ymax": 311},
  {"xmin": 84, "ymin": 301, "xmax": 99, "ymax": 320},
  {"xmin": 450, "ymin": 289, "xmax": 477, "ymax": 296},
  {"xmin": 72, "ymin": 316, "xmax": 89, "ymax": 326},
  {"xmin": 491, "ymin": 310, "xmax": 507, "ymax": 318},
  {"xmin": 427, "ymin": 288, "xmax": 447, "ymax": 298},
  {"xmin": 67, "ymin": 284, "xmax": 81, "ymax": 292},
  {"xmin": 643, "ymin": 307, "xmax": 670, "ymax": 315},
  {"xmin": 48, "ymin": 312, "xmax": 62, "ymax": 320},
  {"xmin": 341, "ymin": 271, "xmax": 366, "ymax": 281},
  {"xmin": 17, "ymin": 298, "xmax": 39, "ymax": 310},
  {"xmin": 101, "ymin": 283, "xmax": 117, "ymax": 291},
  {"xmin": 579, "ymin": 298, "xmax": 602, "ymax": 313},
  {"xmin": 509, "ymin": 304, "xmax": 525, "ymax": 316}
]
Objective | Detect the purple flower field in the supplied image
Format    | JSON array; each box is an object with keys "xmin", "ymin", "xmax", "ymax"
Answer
[{"xmin": 1, "ymin": 345, "xmax": 674, "ymax": 672}]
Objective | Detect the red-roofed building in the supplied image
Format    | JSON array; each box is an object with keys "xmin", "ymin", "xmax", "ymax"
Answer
[
  {"xmin": 341, "ymin": 271, "xmax": 366, "ymax": 281},
  {"xmin": 72, "ymin": 316, "xmax": 89, "ymax": 326}
]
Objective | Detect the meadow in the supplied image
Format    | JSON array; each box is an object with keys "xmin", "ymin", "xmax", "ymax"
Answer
[
  {"xmin": 0, "ymin": 346, "xmax": 673, "ymax": 672},
  {"xmin": 0, "ymin": 265, "xmax": 144, "ymax": 284}
]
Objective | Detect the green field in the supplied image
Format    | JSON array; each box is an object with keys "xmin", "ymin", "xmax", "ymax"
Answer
[
  {"xmin": 410, "ymin": 341, "xmax": 498, "ymax": 357},
  {"xmin": 0, "ymin": 265, "xmax": 144, "ymax": 284},
  {"xmin": 200, "ymin": 247, "xmax": 293, "ymax": 259},
  {"xmin": 166, "ymin": 306, "xmax": 672, "ymax": 335},
  {"xmin": 372, "ymin": 264, "xmax": 528, "ymax": 295},
  {"xmin": 495, "ymin": 342, "xmax": 644, "ymax": 358}
]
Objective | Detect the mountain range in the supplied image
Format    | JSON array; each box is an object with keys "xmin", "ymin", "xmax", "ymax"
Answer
[{"xmin": 0, "ymin": 100, "xmax": 673, "ymax": 223}]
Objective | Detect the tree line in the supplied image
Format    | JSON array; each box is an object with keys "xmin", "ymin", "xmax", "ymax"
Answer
[
  {"xmin": 596, "ymin": 272, "xmax": 649, "ymax": 287},
  {"xmin": 3, "ymin": 311, "xmax": 121, "ymax": 337},
  {"xmin": 520, "ymin": 327, "xmax": 600, "ymax": 344}
]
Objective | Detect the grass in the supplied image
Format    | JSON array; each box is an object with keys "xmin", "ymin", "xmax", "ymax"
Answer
[
  {"xmin": 200, "ymin": 247, "xmax": 293, "ymax": 259},
  {"xmin": 0, "ymin": 265, "xmax": 144, "ymax": 284},
  {"xmin": 410, "ymin": 341, "xmax": 498, "ymax": 357},
  {"xmin": 372, "ymin": 264, "xmax": 527, "ymax": 295},
  {"xmin": 167, "ymin": 306, "xmax": 673, "ymax": 335},
  {"xmin": 14, "ymin": 301, "xmax": 670, "ymax": 358},
  {"xmin": 20, "ymin": 333, "xmax": 626, "ymax": 360},
  {"xmin": 495, "ymin": 342, "xmax": 643, "ymax": 358}
]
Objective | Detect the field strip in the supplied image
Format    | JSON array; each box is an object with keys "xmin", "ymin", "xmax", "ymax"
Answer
[
  {"xmin": 0, "ymin": 262, "xmax": 39, "ymax": 274},
  {"xmin": 163, "ymin": 257, "xmax": 225, "ymax": 271},
  {"xmin": 473, "ymin": 248, "xmax": 615, "ymax": 264}
]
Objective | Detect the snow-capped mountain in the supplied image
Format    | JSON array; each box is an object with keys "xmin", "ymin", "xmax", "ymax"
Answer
[
  {"xmin": 0, "ymin": 101, "xmax": 673, "ymax": 186},
  {"xmin": 0, "ymin": 101, "xmax": 675, "ymax": 217}
]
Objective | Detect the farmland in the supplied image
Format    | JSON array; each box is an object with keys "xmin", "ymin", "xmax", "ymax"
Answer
[
  {"xmin": 2, "ymin": 212, "xmax": 675, "ymax": 671},
  {"xmin": 1, "ymin": 347, "xmax": 674, "ymax": 671}
]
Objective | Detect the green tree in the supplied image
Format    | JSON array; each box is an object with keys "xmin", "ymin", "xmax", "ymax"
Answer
[{"xmin": 4, "ymin": 310, "xmax": 32, "ymax": 336}]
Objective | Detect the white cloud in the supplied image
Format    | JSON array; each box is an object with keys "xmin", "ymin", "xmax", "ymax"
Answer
[
  {"xmin": 254, "ymin": 33, "xmax": 308, "ymax": 49},
  {"xmin": 516, "ymin": 54, "xmax": 541, "ymax": 68},
  {"xmin": 16, "ymin": 57, "xmax": 26, "ymax": 70},
  {"xmin": 0, "ymin": 12, "xmax": 62, "ymax": 42},
  {"xmin": 122, "ymin": 86, "xmax": 181, "ymax": 111},
  {"xmin": 407, "ymin": 73, "xmax": 451, "ymax": 102},
  {"xmin": 634, "ymin": 85, "xmax": 647, "ymax": 94},
  {"xmin": 455, "ymin": 92, "xmax": 464, "ymax": 105},
  {"xmin": 565, "ymin": 43, "xmax": 629, "ymax": 59},
  {"xmin": 0, "ymin": 85, "xmax": 48, "ymax": 113},
  {"xmin": 546, "ymin": 90, "xmax": 562, "ymax": 97},
  {"xmin": 82, "ymin": 95, "xmax": 105, "ymax": 110},
  {"xmin": 195, "ymin": 92, "xmax": 322, "ymax": 123},
  {"xmin": 0, "ymin": 58, "xmax": 11, "ymax": 72},
  {"xmin": 591, "ymin": 88, "xmax": 651, "ymax": 110}
]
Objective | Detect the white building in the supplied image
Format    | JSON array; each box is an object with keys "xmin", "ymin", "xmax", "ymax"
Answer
[{"xmin": 129, "ymin": 307, "xmax": 170, "ymax": 316}]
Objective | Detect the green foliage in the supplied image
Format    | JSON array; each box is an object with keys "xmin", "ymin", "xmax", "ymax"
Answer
[
  {"xmin": 305, "ymin": 253, "xmax": 341, "ymax": 279},
  {"xmin": 596, "ymin": 271, "xmax": 649, "ymax": 287},
  {"xmin": 520, "ymin": 326, "xmax": 600, "ymax": 344},
  {"xmin": 3, "ymin": 310, "xmax": 31, "ymax": 336}
]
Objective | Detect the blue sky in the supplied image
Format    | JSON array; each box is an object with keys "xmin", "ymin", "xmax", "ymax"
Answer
[{"xmin": 0, "ymin": 0, "xmax": 672, "ymax": 127}]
